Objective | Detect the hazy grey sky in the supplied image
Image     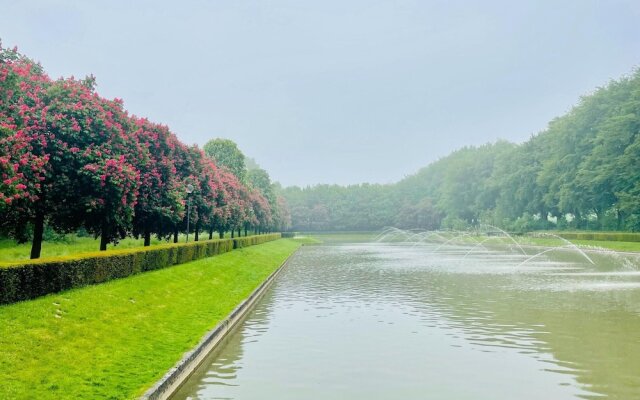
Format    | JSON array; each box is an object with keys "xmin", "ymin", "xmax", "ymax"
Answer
[{"xmin": 1, "ymin": 1, "xmax": 639, "ymax": 186}]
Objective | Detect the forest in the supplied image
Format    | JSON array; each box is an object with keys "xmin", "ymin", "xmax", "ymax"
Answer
[{"xmin": 283, "ymin": 69, "xmax": 640, "ymax": 233}]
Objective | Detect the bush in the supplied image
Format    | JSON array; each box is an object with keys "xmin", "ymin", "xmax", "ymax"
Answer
[
  {"xmin": 43, "ymin": 225, "xmax": 71, "ymax": 243},
  {"xmin": 233, "ymin": 233, "xmax": 282, "ymax": 249},
  {"xmin": 0, "ymin": 234, "xmax": 281, "ymax": 304},
  {"xmin": 441, "ymin": 215, "xmax": 469, "ymax": 231}
]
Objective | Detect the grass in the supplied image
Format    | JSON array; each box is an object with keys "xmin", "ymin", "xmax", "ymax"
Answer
[
  {"xmin": 0, "ymin": 239, "xmax": 300, "ymax": 400},
  {"xmin": 520, "ymin": 236, "xmax": 640, "ymax": 252},
  {"xmin": 305, "ymin": 231, "xmax": 379, "ymax": 243},
  {"xmin": 0, "ymin": 232, "xmax": 232, "ymax": 263},
  {"xmin": 300, "ymin": 231, "xmax": 640, "ymax": 253},
  {"xmin": 290, "ymin": 235, "xmax": 323, "ymax": 245},
  {"xmin": 399, "ymin": 233, "xmax": 640, "ymax": 253}
]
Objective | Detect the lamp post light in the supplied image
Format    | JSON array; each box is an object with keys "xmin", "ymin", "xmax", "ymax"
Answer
[{"xmin": 186, "ymin": 184, "xmax": 194, "ymax": 242}]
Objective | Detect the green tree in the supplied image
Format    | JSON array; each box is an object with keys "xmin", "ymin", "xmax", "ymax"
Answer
[{"xmin": 203, "ymin": 138, "xmax": 247, "ymax": 182}]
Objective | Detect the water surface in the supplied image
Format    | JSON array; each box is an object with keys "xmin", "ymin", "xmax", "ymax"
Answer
[{"xmin": 173, "ymin": 241, "xmax": 640, "ymax": 399}]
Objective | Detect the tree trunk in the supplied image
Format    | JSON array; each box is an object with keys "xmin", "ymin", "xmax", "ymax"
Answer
[
  {"xmin": 30, "ymin": 206, "xmax": 45, "ymax": 259},
  {"xmin": 100, "ymin": 221, "xmax": 108, "ymax": 251},
  {"xmin": 231, "ymin": 229, "xmax": 235, "ymax": 238},
  {"xmin": 173, "ymin": 229, "xmax": 179, "ymax": 243},
  {"xmin": 617, "ymin": 209, "xmax": 625, "ymax": 230},
  {"xmin": 574, "ymin": 210, "xmax": 584, "ymax": 229},
  {"xmin": 244, "ymin": 227, "xmax": 248, "ymax": 236},
  {"xmin": 194, "ymin": 223, "xmax": 199, "ymax": 242},
  {"xmin": 209, "ymin": 229, "xmax": 213, "ymax": 240},
  {"xmin": 237, "ymin": 228, "xmax": 241, "ymax": 237},
  {"xmin": 219, "ymin": 230, "xmax": 224, "ymax": 239},
  {"xmin": 144, "ymin": 228, "xmax": 151, "ymax": 247}
]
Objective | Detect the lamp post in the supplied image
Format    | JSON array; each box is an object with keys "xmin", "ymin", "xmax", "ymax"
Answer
[{"xmin": 186, "ymin": 184, "xmax": 194, "ymax": 242}]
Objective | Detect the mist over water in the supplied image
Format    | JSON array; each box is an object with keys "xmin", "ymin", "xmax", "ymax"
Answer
[{"xmin": 174, "ymin": 238, "xmax": 640, "ymax": 399}]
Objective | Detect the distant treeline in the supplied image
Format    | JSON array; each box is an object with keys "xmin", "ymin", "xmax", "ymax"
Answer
[{"xmin": 284, "ymin": 69, "xmax": 640, "ymax": 232}]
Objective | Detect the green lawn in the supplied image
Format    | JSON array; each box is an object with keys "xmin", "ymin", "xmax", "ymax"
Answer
[
  {"xmin": 0, "ymin": 232, "xmax": 233, "ymax": 263},
  {"xmin": 520, "ymin": 236, "xmax": 640, "ymax": 252},
  {"xmin": 415, "ymin": 233, "xmax": 640, "ymax": 253},
  {"xmin": 300, "ymin": 231, "xmax": 640, "ymax": 253},
  {"xmin": 0, "ymin": 239, "xmax": 300, "ymax": 400},
  {"xmin": 289, "ymin": 235, "xmax": 323, "ymax": 245}
]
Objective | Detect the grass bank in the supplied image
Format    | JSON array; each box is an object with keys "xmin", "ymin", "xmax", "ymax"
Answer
[
  {"xmin": 520, "ymin": 236, "xmax": 640, "ymax": 252},
  {"xmin": 0, "ymin": 233, "xmax": 235, "ymax": 262},
  {"xmin": 430, "ymin": 234, "xmax": 640, "ymax": 253},
  {"xmin": 0, "ymin": 239, "xmax": 300, "ymax": 400},
  {"xmin": 303, "ymin": 231, "xmax": 640, "ymax": 253},
  {"xmin": 305, "ymin": 231, "xmax": 378, "ymax": 243}
]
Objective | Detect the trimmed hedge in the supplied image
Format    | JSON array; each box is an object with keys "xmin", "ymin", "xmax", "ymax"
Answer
[
  {"xmin": 557, "ymin": 232, "xmax": 640, "ymax": 243},
  {"xmin": 0, "ymin": 233, "xmax": 281, "ymax": 305},
  {"xmin": 233, "ymin": 233, "xmax": 282, "ymax": 249}
]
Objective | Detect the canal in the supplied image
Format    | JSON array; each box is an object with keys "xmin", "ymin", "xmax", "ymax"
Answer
[{"xmin": 173, "ymin": 240, "xmax": 640, "ymax": 399}]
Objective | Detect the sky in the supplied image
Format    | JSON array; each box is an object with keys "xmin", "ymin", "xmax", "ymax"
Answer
[{"xmin": 1, "ymin": 1, "xmax": 639, "ymax": 187}]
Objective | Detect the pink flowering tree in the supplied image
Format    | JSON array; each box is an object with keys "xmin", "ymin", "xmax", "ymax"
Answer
[
  {"xmin": 250, "ymin": 188, "xmax": 272, "ymax": 234},
  {"xmin": 0, "ymin": 47, "xmax": 50, "ymax": 217},
  {"xmin": 0, "ymin": 45, "xmax": 58, "ymax": 256},
  {"xmin": 130, "ymin": 119, "xmax": 183, "ymax": 245},
  {"xmin": 1, "ymin": 44, "xmax": 290, "ymax": 257},
  {"xmin": 207, "ymin": 167, "xmax": 232, "ymax": 239},
  {"xmin": 165, "ymin": 140, "xmax": 199, "ymax": 243},
  {"xmin": 243, "ymin": 188, "xmax": 261, "ymax": 235},
  {"xmin": 79, "ymin": 155, "xmax": 139, "ymax": 250},
  {"xmin": 275, "ymin": 195, "xmax": 292, "ymax": 231},
  {"xmin": 189, "ymin": 147, "xmax": 221, "ymax": 241},
  {"xmin": 41, "ymin": 77, "xmax": 142, "ymax": 252},
  {"xmin": 1, "ymin": 44, "xmax": 143, "ymax": 256},
  {"xmin": 210, "ymin": 168, "xmax": 244, "ymax": 238}
]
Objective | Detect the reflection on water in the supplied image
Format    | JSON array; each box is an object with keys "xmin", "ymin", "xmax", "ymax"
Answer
[{"xmin": 173, "ymin": 242, "xmax": 640, "ymax": 400}]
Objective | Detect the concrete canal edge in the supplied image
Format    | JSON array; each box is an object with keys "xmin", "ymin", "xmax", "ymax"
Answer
[{"xmin": 140, "ymin": 248, "xmax": 300, "ymax": 400}]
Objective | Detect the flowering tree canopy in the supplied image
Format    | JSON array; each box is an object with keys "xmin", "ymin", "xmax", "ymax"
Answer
[{"xmin": 0, "ymin": 44, "xmax": 290, "ymax": 258}]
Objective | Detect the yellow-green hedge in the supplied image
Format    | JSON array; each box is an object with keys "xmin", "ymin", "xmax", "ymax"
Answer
[
  {"xmin": 233, "ymin": 233, "xmax": 282, "ymax": 248},
  {"xmin": 0, "ymin": 233, "xmax": 281, "ymax": 305},
  {"xmin": 557, "ymin": 232, "xmax": 640, "ymax": 242}
]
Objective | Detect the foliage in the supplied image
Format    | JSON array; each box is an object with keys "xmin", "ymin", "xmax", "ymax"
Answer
[
  {"xmin": 0, "ymin": 44, "xmax": 289, "ymax": 258},
  {"xmin": 283, "ymin": 183, "xmax": 395, "ymax": 231},
  {"xmin": 203, "ymin": 138, "xmax": 247, "ymax": 181},
  {"xmin": 283, "ymin": 69, "xmax": 640, "ymax": 233},
  {"xmin": 233, "ymin": 232, "xmax": 282, "ymax": 248}
]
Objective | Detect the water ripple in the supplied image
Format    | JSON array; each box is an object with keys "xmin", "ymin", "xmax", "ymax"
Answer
[{"xmin": 174, "ymin": 242, "xmax": 640, "ymax": 400}]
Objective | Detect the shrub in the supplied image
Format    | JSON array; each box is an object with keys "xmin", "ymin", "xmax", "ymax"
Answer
[
  {"xmin": 0, "ymin": 234, "xmax": 280, "ymax": 304},
  {"xmin": 557, "ymin": 232, "xmax": 640, "ymax": 243},
  {"xmin": 233, "ymin": 233, "xmax": 281, "ymax": 249}
]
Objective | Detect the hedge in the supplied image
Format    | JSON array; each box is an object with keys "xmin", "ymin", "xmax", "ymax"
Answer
[
  {"xmin": 233, "ymin": 233, "xmax": 282, "ymax": 248},
  {"xmin": 556, "ymin": 232, "xmax": 640, "ymax": 243},
  {"xmin": 0, "ymin": 233, "xmax": 281, "ymax": 305}
]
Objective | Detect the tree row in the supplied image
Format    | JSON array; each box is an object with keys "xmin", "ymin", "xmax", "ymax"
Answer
[{"xmin": 0, "ymin": 45, "xmax": 290, "ymax": 259}]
